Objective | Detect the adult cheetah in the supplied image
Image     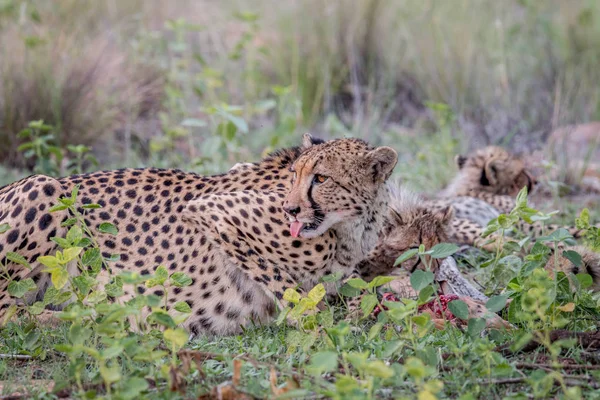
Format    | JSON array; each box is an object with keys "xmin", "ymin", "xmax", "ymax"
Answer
[{"xmin": 0, "ymin": 135, "xmax": 402, "ymax": 335}]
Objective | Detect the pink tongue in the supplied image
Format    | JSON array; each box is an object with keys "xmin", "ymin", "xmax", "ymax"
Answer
[{"xmin": 290, "ymin": 221, "xmax": 305, "ymax": 238}]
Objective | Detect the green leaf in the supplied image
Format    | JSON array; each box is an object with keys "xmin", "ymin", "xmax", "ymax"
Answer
[
  {"xmin": 467, "ymin": 318, "xmax": 486, "ymax": 338},
  {"xmin": 66, "ymin": 226, "xmax": 82, "ymax": 244},
  {"xmin": 7, "ymin": 278, "xmax": 37, "ymax": 298},
  {"xmin": 81, "ymin": 203, "xmax": 102, "ymax": 209},
  {"xmin": 338, "ymin": 283, "xmax": 361, "ymax": 298},
  {"xmin": 562, "ymin": 250, "xmax": 582, "ymax": 268},
  {"xmin": 368, "ymin": 322, "xmax": 383, "ymax": 340},
  {"xmin": 429, "ymin": 243, "xmax": 459, "ymax": 259},
  {"xmin": 170, "ymin": 272, "xmax": 193, "ymax": 287},
  {"xmin": 308, "ymin": 351, "xmax": 338, "ymax": 375},
  {"xmin": 102, "ymin": 345, "xmax": 124, "ymax": 359},
  {"xmin": 38, "ymin": 255, "xmax": 60, "ymax": 269},
  {"xmin": 346, "ymin": 278, "xmax": 369, "ymax": 290},
  {"xmin": 307, "ymin": 284, "xmax": 326, "ymax": 304},
  {"xmin": 28, "ymin": 301, "xmax": 44, "ymax": 315},
  {"xmin": 6, "ymin": 252, "xmax": 31, "ymax": 269},
  {"xmin": 51, "ymin": 268, "xmax": 69, "ymax": 290},
  {"xmin": 364, "ymin": 360, "xmax": 395, "ymax": 379},
  {"xmin": 410, "ymin": 270, "xmax": 434, "ymax": 292},
  {"xmin": 394, "ymin": 248, "xmax": 419, "ymax": 266},
  {"xmin": 283, "ymin": 288, "xmax": 301, "ymax": 304},
  {"xmin": 81, "ymin": 248, "xmax": 102, "ymax": 270},
  {"xmin": 62, "ymin": 247, "xmax": 83, "ymax": 263},
  {"xmin": 575, "ymin": 273, "xmax": 593, "ymax": 289},
  {"xmin": 575, "ymin": 208, "xmax": 590, "ymax": 230},
  {"xmin": 174, "ymin": 301, "xmax": 192, "ymax": 313},
  {"xmin": 367, "ymin": 276, "xmax": 395, "ymax": 290},
  {"xmin": 49, "ymin": 204, "xmax": 69, "ymax": 212},
  {"xmin": 146, "ymin": 266, "xmax": 168, "ymax": 288},
  {"xmin": 100, "ymin": 365, "xmax": 121, "ymax": 384},
  {"xmin": 0, "ymin": 223, "xmax": 11, "ymax": 234},
  {"xmin": 485, "ymin": 294, "xmax": 509, "ymax": 313},
  {"xmin": 60, "ymin": 217, "xmax": 78, "ymax": 227},
  {"xmin": 447, "ymin": 299, "xmax": 469, "ymax": 320},
  {"xmin": 360, "ymin": 294, "xmax": 378, "ymax": 316},
  {"xmin": 98, "ymin": 222, "xmax": 118, "ymax": 236},
  {"xmin": 118, "ymin": 377, "xmax": 149, "ymax": 400},
  {"xmin": 163, "ymin": 328, "xmax": 188, "ymax": 350},
  {"xmin": 148, "ymin": 311, "xmax": 176, "ymax": 328},
  {"xmin": 418, "ymin": 285, "xmax": 435, "ymax": 305}
]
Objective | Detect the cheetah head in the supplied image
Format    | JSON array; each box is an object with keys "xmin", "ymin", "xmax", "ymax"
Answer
[
  {"xmin": 283, "ymin": 134, "xmax": 398, "ymax": 238},
  {"xmin": 453, "ymin": 146, "xmax": 536, "ymax": 196},
  {"xmin": 382, "ymin": 186, "xmax": 453, "ymax": 272}
]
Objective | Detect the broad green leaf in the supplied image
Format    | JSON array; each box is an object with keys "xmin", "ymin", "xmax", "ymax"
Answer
[
  {"xmin": 447, "ymin": 299, "xmax": 469, "ymax": 320},
  {"xmin": 28, "ymin": 301, "xmax": 44, "ymax": 315},
  {"xmin": 485, "ymin": 294, "xmax": 509, "ymax": 313},
  {"xmin": 418, "ymin": 285, "xmax": 435, "ymax": 305},
  {"xmin": 98, "ymin": 222, "xmax": 118, "ymax": 236},
  {"xmin": 368, "ymin": 276, "xmax": 395, "ymax": 290},
  {"xmin": 66, "ymin": 226, "xmax": 82, "ymax": 244},
  {"xmin": 23, "ymin": 330, "xmax": 41, "ymax": 351},
  {"xmin": 575, "ymin": 273, "xmax": 593, "ymax": 289},
  {"xmin": 7, "ymin": 278, "xmax": 37, "ymax": 298},
  {"xmin": 368, "ymin": 322, "xmax": 383, "ymax": 340},
  {"xmin": 364, "ymin": 360, "xmax": 394, "ymax": 379},
  {"xmin": 338, "ymin": 283, "xmax": 361, "ymax": 298},
  {"xmin": 102, "ymin": 345, "xmax": 124, "ymax": 359},
  {"xmin": 118, "ymin": 377, "xmax": 149, "ymax": 400},
  {"xmin": 174, "ymin": 301, "xmax": 192, "ymax": 313},
  {"xmin": 146, "ymin": 266, "xmax": 168, "ymax": 288},
  {"xmin": 467, "ymin": 318, "xmax": 486, "ymax": 338},
  {"xmin": 307, "ymin": 284, "xmax": 326, "ymax": 304},
  {"xmin": 60, "ymin": 217, "xmax": 78, "ymax": 227},
  {"xmin": 100, "ymin": 365, "xmax": 121, "ymax": 384},
  {"xmin": 562, "ymin": 250, "xmax": 582, "ymax": 268},
  {"xmin": 346, "ymin": 278, "xmax": 369, "ymax": 290},
  {"xmin": 6, "ymin": 252, "xmax": 31, "ymax": 269},
  {"xmin": 394, "ymin": 248, "xmax": 419, "ymax": 266},
  {"xmin": 62, "ymin": 247, "xmax": 83, "ymax": 263},
  {"xmin": 148, "ymin": 310, "xmax": 176, "ymax": 328},
  {"xmin": 308, "ymin": 351, "xmax": 338, "ymax": 375},
  {"xmin": 283, "ymin": 288, "xmax": 301, "ymax": 304},
  {"xmin": 321, "ymin": 271, "xmax": 344, "ymax": 283},
  {"xmin": 49, "ymin": 204, "xmax": 69, "ymax": 212},
  {"xmin": 410, "ymin": 270, "xmax": 434, "ymax": 292},
  {"xmin": 82, "ymin": 248, "xmax": 102, "ymax": 269},
  {"xmin": 360, "ymin": 294, "xmax": 378, "ymax": 316},
  {"xmin": 38, "ymin": 255, "xmax": 60, "ymax": 269},
  {"xmin": 429, "ymin": 243, "xmax": 459, "ymax": 259},
  {"xmin": 170, "ymin": 272, "xmax": 192, "ymax": 287},
  {"xmin": 0, "ymin": 223, "xmax": 10, "ymax": 233},
  {"xmin": 163, "ymin": 328, "xmax": 188, "ymax": 350},
  {"xmin": 51, "ymin": 267, "xmax": 69, "ymax": 290}
]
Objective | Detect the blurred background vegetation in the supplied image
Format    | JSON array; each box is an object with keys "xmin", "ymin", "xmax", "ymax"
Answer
[{"xmin": 1, "ymin": 0, "xmax": 600, "ymax": 196}]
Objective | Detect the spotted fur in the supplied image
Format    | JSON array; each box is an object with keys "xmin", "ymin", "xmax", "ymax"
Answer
[{"xmin": 0, "ymin": 135, "xmax": 401, "ymax": 335}]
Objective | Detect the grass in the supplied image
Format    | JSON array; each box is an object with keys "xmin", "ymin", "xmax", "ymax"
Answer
[{"xmin": 1, "ymin": 1, "xmax": 600, "ymax": 399}]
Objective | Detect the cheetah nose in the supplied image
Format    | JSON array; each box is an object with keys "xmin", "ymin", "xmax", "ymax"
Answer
[{"xmin": 283, "ymin": 205, "xmax": 301, "ymax": 217}]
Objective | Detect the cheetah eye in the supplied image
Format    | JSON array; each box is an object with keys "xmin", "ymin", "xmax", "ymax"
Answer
[{"xmin": 313, "ymin": 174, "xmax": 328, "ymax": 184}]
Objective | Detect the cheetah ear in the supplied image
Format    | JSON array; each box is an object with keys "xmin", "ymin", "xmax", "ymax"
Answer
[
  {"xmin": 366, "ymin": 146, "xmax": 398, "ymax": 183},
  {"xmin": 455, "ymin": 154, "xmax": 467, "ymax": 169},
  {"xmin": 482, "ymin": 159, "xmax": 502, "ymax": 186},
  {"xmin": 434, "ymin": 205, "xmax": 454, "ymax": 225}
]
